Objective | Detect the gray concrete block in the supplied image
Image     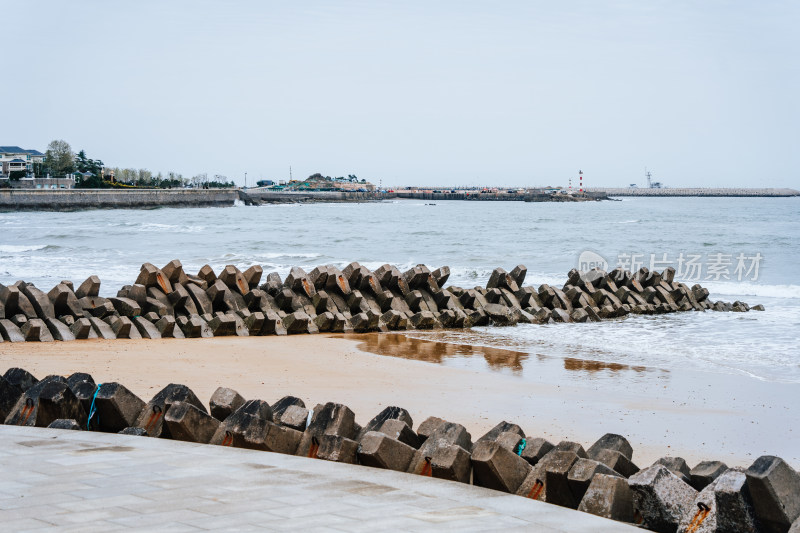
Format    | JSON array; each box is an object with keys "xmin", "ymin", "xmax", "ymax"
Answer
[
  {"xmin": 131, "ymin": 316, "xmax": 161, "ymax": 339},
  {"xmin": 279, "ymin": 405, "xmax": 309, "ymax": 432},
  {"xmin": 92, "ymin": 382, "xmax": 146, "ymax": 433},
  {"xmin": 241, "ymin": 419, "xmax": 302, "ymax": 454},
  {"xmin": 656, "ymin": 456, "xmax": 692, "ymax": 485},
  {"xmin": 587, "ymin": 433, "xmax": 633, "ymax": 461},
  {"xmin": 21, "ymin": 318, "xmax": 55, "ymax": 342},
  {"xmin": 690, "ymin": 460, "xmax": 728, "ymax": 491},
  {"xmin": 377, "ymin": 419, "xmax": 421, "ymax": 449},
  {"xmin": 209, "ymin": 387, "xmax": 245, "ymax": 421},
  {"xmin": 578, "ymin": 473, "xmax": 635, "ymax": 523},
  {"xmin": 316, "ymin": 435, "xmax": 359, "ymax": 464},
  {"xmin": 521, "ymin": 436, "xmax": 555, "ymax": 466},
  {"xmin": 361, "ymin": 405, "xmax": 414, "ymax": 437},
  {"xmin": 135, "ymin": 383, "xmax": 208, "ymax": 438},
  {"xmin": 3, "ymin": 367, "xmax": 38, "ymax": 391},
  {"xmin": 164, "ymin": 401, "xmax": 220, "ymax": 444},
  {"xmin": 296, "ymin": 402, "xmax": 356, "ymax": 457},
  {"xmin": 358, "ymin": 431, "xmax": 416, "ymax": 472},
  {"xmin": 0, "ymin": 375, "xmax": 23, "ymax": 421},
  {"xmin": 592, "ymin": 448, "xmax": 640, "ymax": 478},
  {"xmin": 477, "ymin": 420, "xmax": 525, "ymax": 444},
  {"xmin": 471, "ymin": 440, "xmax": 531, "ymax": 493},
  {"xmin": 629, "ymin": 464, "xmax": 697, "ymax": 533},
  {"xmin": 44, "ymin": 317, "xmax": 75, "ymax": 341},
  {"xmin": 0, "ymin": 318, "xmax": 27, "ymax": 342},
  {"xmin": 568, "ymin": 458, "xmax": 622, "ymax": 504},
  {"xmin": 746, "ymin": 455, "xmax": 800, "ymax": 533}
]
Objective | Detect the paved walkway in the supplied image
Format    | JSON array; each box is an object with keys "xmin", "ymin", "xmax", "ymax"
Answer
[{"xmin": 0, "ymin": 426, "xmax": 638, "ymax": 532}]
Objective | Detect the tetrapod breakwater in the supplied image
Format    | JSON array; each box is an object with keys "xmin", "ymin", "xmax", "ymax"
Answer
[
  {"xmin": 0, "ymin": 260, "xmax": 760, "ymax": 342},
  {"xmin": 2, "ymin": 367, "xmax": 798, "ymax": 532}
]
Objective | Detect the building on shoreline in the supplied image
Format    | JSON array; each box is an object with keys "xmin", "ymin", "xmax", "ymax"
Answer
[
  {"xmin": 0, "ymin": 146, "xmax": 44, "ymax": 178},
  {"xmin": 0, "ymin": 145, "xmax": 76, "ymax": 189},
  {"xmin": 260, "ymin": 174, "xmax": 376, "ymax": 192}
]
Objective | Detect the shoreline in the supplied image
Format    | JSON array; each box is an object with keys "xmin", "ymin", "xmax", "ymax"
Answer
[{"xmin": 1, "ymin": 333, "xmax": 795, "ymax": 469}]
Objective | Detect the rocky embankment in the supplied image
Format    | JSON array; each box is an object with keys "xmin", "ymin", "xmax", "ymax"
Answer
[
  {"xmin": 0, "ymin": 261, "xmax": 760, "ymax": 342},
  {"xmin": 1, "ymin": 368, "xmax": 798, "ymax": 532}
]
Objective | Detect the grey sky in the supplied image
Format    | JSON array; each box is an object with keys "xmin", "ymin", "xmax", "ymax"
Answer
[{"xmin": 3, "ymin": 1, "xmax": 798, "ymax": 188}]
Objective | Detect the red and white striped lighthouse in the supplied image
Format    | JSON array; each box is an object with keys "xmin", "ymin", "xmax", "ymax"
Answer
[{"xmin": 579, "ymin": 170, "xmax": 583, "ymax": 193}]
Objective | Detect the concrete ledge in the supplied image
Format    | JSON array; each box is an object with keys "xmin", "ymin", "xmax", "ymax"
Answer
[{"xmin": 0, "ymin": 425, "xmax": 637, "ymax": 531}]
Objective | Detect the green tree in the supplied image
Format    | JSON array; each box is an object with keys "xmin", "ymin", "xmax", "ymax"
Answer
[
  {"xmin": 75, "ymin": 149, "xmax": 104, "ymax": 177},
  {"xmin": 137, "ymin": 169, "xmax": 153, "ymax": 186},
  {"xmin": 44, "ymin": 139, "xmax": 75, "ymax": 177}
]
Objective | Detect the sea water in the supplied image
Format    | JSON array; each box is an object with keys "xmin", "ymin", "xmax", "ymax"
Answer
[{"xmin": 1, "ymin": 197, "xmax": 798, "ymax": 382}]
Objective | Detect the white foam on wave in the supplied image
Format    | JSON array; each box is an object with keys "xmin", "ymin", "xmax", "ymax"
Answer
[
  {"xmin": 702, "ymin": 281, "xmax": 800, "ymax": 300},
  {"xmin": 136, "ymin": 223, "xmax": 206, "ymax": 233},
  {"xmin": 0, "ymin": 244, "xmax": 49, "ymax": 253},
  {"xmin": 259, "ymin": 252, "xmax": 323, "ymax": 260}
]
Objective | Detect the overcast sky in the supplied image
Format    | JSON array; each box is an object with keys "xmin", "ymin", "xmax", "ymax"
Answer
[{"xmin": 3, "ymin": 1, "xmax": 798, "ymax": 188}]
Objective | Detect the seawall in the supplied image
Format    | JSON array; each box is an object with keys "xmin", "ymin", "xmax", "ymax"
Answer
[
  {"xmin": 394, "ymin": 191, "xmax": 608, "ymax": 201},
  {"xmin": 586, "ymin": 187, "xmax": 800, "ymax": 197},
  {"xmin": 395, "ymin": 191, "xmax": 523, "ymax": 201},
  {"xmin": 0, "ymin": 189, "xmax": 238, "ymax": 211},
  {"xmin": 243, "ymin": 189, "xmax": 385, "ymax": 203},
  {"xmin": 396, "ymin": 188, "xmax": 800, "ymax": 200}
]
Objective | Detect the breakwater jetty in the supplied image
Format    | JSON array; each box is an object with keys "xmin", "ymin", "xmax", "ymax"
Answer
[
  {"xmin": 0, "ymin": 260, "xmax": 759, "ymax": 343},
  {"xmin": 241, "ymin": 189, "xmax": 383, "ymax": 204},
  {"xmin": 395, "ymin": 190, "xmax": 608, "ymax": 202},
  {"xmin": 395, "ymin": 187, "xmax": 800, "ymax": 201},
  {"xmin": 2, "ymin": 364, "xmax": 798, "ymax": 532},
  {"xmin": 0, "ymin": 188, "xmax": 238, "ymax": 211},
  {"xmin": 0, "ymin": 188, "xmax": 385, "ymax": 210},
  {"xmin": 586, "ymin": 187, "xmax": 800, "ymax": 197}
]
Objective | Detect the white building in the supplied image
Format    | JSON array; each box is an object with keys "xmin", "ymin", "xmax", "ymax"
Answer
[
  {"xmin": 0, "ymin": 146, "xmax": 45, "ymax": 178},
  {"xmin": 0, "ymin": 145, "xmax": 76, "ymax": 188}
]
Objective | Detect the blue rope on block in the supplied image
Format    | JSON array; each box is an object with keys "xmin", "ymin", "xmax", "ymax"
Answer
[
  {"xmin": 515, "ymin": 437, "xmax": 527, "ymax": 456},
  {"xmin": 87, "ymin": 383, "xmax": 103, "ymax": 430}
]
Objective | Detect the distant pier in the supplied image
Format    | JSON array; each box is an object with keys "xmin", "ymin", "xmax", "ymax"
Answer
[
  {"xmin": 586, "ymin": 187, "xmax": 799, "ymax": 197},
  {"xmin": 394, "ymin": 187, "xmax": 799, "ymax": 201}
]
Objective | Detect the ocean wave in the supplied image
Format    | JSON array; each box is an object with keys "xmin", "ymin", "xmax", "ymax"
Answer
[
  {"xmin": 136, "ymin": 223, "xmax": 206, "ymax": 233},
  {"xmin": 0, "ymin": 244, "xmax": 50, "ymax": 253},
  {"xmin": 614, "ymin": 219, "xmax": 641, "ymax": 224},
  {"xmin": 703, "ymin": 281, "xmax": 800, "ymax": 300},
  {"xmin": 259, "ymin": 252, "xmax": 323, "ymax": 259}
]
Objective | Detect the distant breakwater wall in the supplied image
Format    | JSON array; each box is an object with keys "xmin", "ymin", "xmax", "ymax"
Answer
[
  {"xmin": 395, "ymin": 191, "xmax": 525, "ymax": 201},
  {"xmin": 0, "ymin": 189, "xmax": 238, "ymax": 211},
  {"xmin": 243, "ymin": 189, "xmax": 385, "ymax": 204},
  {"xmin": 397, "ymin": 188, "xmax": 800, "ymax": 200},
  {"xmin": 587, "ymin": 187, "xmax": 800, "ymax": 197}
]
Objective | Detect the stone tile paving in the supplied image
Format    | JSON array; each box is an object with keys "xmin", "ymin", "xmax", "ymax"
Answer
[{"xmin": 0, "ymin": 426, "xmax": 638, "ymax": 532}]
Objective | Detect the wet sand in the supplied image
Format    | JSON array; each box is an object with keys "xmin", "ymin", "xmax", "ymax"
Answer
[{"xmin": 1, "ymin": 333, "xmax": 796, "ymax": 468}]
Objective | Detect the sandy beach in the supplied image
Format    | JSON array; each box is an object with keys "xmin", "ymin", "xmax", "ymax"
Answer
[{"xmin": 1, "ymin": 332, "xmax": 796, "ymax": 469}]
